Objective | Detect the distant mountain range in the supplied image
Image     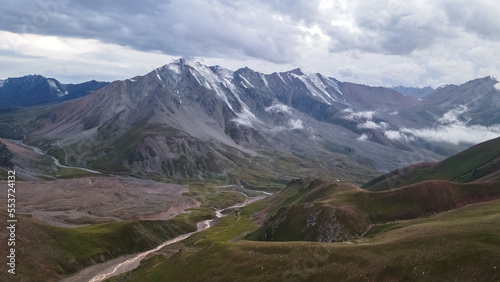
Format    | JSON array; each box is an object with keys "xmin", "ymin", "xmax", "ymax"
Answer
[
  {"xmin": 391, "ymin": 85, "xmax": 435, "ymax": 98},
  {"xmin": 3, "ymin": 59, "xmax": 500, "ymax": 184},
  {"xmin": 0, "ymin": 75, "xmax": 109, "ymax": 107},
  {"xmin": 3, "ymin": 60, "xmax": 500, "ymax": 282}
]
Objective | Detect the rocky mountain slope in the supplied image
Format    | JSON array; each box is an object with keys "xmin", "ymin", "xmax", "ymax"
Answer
[
  {"xmin": 5, "ymin": 59, "xmax": 498, "ymax": 184},
  {"xmin": 423, "ymin": 76, "xmax": 500, "ymax": 125}
]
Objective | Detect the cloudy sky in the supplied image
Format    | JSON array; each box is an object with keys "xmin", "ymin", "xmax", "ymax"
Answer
[{"xmin": 1, "ymin": 0, "xmax": 499, "ymax": 87}]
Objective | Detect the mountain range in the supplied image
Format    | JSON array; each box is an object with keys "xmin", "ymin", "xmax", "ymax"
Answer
[
  {"xmin": 391, "ymin": 85, "xmax": 435, "ymax": 98},
  {"xmin": 2, "ymin": 59, "xmax": 500, "ymax": 282},
  {"xmin": 87, "ymin": 132, "xmax": 500, "ymax": 282},
  {"xmin": 2, "ymin": 59, "xmax": 499, "ymax": 185},
  {"xmin": 0, "ymin": 74, "xmax": 108, "ymax": 108}
]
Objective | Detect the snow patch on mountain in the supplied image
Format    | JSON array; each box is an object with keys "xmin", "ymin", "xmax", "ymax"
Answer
[
  {"xmin": 184, "ymin": 61, "xmax": 260, "ymax": 127},
  {"xmin": 212, "ymin": 66, "xmax": 234, "ymax": 81},
  {"xmin": 154, "ymin": 69, "xmax": 163, "ymax": 81},
  {"xmin": 322, "ymin": 76, "xmax": 344, "ymax": 98},
  {"xmin": 239, "ymin": 74, "xmax": 254, "ymax": 88},
  {"xmin": 47, "ymin": 79, "xmax": 58, "ymax": 89},
  {"xmin": 292, "ymin": 72, "xmax": 334, "ymax": 105},
  {"xmin": 277, "ymin": 73, "xmax": 290, "ymax": 87},
  {"xmin": 48, "ymin": 78, "xmax": 66, "ymax": 97},
  {"xmin": 260, "ymin": 73, "xmax": 268, "ymax": 87},
  {"xmin": 0, "ymin": 79, "xmax": 4, "ymax": 88},
  {"xmin": 167, "ymin": 63, "xmax": 182, "ymax": 76}
]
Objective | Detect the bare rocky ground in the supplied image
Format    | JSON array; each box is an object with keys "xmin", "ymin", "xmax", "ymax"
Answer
[
  {"xmin": 16, "ymin": 177, "xmax": 200, "ymax": 226},
  {"xmin": 0, "ymin": 138, "xmax": 200, "ymax": 226}
]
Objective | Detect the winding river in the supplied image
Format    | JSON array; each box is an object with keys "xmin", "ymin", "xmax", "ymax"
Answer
[
  {"xmin": 11, "ymin": 137, "xmax": 268, "ymax": 281},
  {"xmin": 12, "ymin": 137, "xmax": 101, "ymax": 174},
  {"xmin": 61, "ymin": 195, "xmax": 267, "ymax": 282}
]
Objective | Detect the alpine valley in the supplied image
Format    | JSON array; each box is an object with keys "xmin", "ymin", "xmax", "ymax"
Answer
[{"xmin": 1, "ymin": 59, "xmax": 500, "ymax": 281}]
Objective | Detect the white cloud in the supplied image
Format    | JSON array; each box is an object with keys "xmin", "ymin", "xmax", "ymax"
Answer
[
  {"xmin": 357, "ymin": 133, "xmax": 370, "ymax": 141},
  {"xmin": 269, "ymin": 119, "xmax": 304, "ymax": 132},
  {"xmin": 357, "ymin": 120, "xmax": 389, "ymax": 130},
  {"xmin": 402, "ymin": 124, "xmax": 500, "ymax": 145},
  {"xmin": 0, "ymin": 31, "xmax": 178, "ymax": 83},
  {"xmin": 265, "ymin": 103, "xmax": 292, "ymax": 114},
  {"xmin": 289, "ymin": 119, "xmax": 304, "ymax": 130},
  {"xmin": 342, "ymin": 108, "xmax": 376, "ymax": 120},
  {"xmin": 384, "ymin": 130, "xmax": 415, "ymax": 142},
  {"xmin": 343, "ymin": 108, "xmax": 391, "ymax": 131},
  {"xmin": 385, "ymin": 106, "xmax": 500, "ymax": 145},
  {"xmin": 438, "ymin": 105, "xmax": 468, "ymax": 124}
]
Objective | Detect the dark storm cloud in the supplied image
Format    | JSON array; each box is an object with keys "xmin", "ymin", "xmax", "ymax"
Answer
[
  {"xmin": 0, "ymin": 0, "xmax": 306, "ymax": 63},
  {"xmin": 1, "ymin": 0, "xmax": 499, "ymax": 87},
  {"xmin": 2, "ymin": 1, "xmax": 499, "ymax": 59}
]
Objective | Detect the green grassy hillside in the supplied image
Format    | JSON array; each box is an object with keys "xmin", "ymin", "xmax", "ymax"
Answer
[
  {"xmin": 0, "ymin": 212, "xmax": 196, "ymax": 281},
  {"xmin": 250, "ymin": 179, "xmax": 500, "ymax": 242},
  {"xmin": 108, "ymin": 199, "xmax": 500, "ymax": 282},
  {"xmin": 364, "ymin": 136, "xmax": 500, "ymax": 191}
]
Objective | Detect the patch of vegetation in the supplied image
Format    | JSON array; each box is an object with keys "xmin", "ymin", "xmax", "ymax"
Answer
[
  {"xmin": 0, "ymin": 123, "xmax": 23, "ymax": 139},
  {"xmin": 1, "ymin": 211, "xmax": 195, "ymax": 281},
  {"xmin": 106, "ymin": 200, "xmax": 500, "ymax": 282},
  {"xmin": 364, "ymin": 136, "xmax": 500, "ymax": 191},
  {"xmin": 181, "ymin": 182, "xmax": 249, "ymax": 209},
  {"xmin": 182, "ymin": 200, "xmax": 266, "ymax": 247}
]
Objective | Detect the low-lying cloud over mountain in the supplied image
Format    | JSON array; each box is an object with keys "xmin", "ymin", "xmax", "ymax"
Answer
[
  {"xmin": 402, "ymin": 106, "xmax": 500, "ymax": 145},
  {"xmin": 382, "ymin": 105, "xmax": 500, "ymax": 145}
]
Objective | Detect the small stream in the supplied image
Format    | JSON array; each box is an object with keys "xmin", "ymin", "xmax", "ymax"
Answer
[{"xmin": 12, "ymin": 137, "xmax": 101, "ymax": 174}]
